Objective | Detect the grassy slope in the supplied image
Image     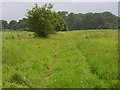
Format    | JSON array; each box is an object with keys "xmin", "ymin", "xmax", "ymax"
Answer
[{"xmin": 2, "ymin": 30, "xmax": 118, "ymax": 88}]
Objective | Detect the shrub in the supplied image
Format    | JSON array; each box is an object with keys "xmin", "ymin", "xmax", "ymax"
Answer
[{"xmin": 26, "ymin": 3, "xmax": 67, "ymax": 37}]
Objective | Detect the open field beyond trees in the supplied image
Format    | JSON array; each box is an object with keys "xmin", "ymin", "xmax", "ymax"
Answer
[{"xmin": 2, "ymin": 30, "xmax": 118, "ymax": 88}]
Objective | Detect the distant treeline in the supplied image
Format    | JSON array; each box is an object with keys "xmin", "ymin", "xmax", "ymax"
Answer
[
  {"xmin": 58, "ymin": 11, "xmax": 119, "ymax": 30},
  {"xmin": 0, "ymin": 18, "xmax": 27, "ymax": 31},
  {"xmin": 0, "ymin": 11, "xmax": 119, "ymax": 31}
]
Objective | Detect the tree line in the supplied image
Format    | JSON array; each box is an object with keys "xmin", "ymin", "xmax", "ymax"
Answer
[
  {"xmin": 0, "ymin": 6, "xmax": 119, "ymax": 31},
  {"xmin": 58, "ymin": 11, "xmax": 118, "ymax": 30},
  {"xmin": 0, "ymin": 18, "xmax": 27, "ymax": 30}
]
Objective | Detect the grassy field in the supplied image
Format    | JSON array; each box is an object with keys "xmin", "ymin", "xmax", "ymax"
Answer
[{"xmin": 2, "ymin": 30, "xmax": 119, "ymax": 88}]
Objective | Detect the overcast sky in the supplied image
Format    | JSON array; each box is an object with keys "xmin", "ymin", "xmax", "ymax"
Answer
[{"xmin": 1, "ymin": 2, "xmax": 118, "ymax": 22}]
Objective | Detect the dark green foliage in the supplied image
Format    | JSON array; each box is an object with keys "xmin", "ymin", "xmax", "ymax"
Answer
[
  {"xmin": 26, "ymin": 3, "xmax": 54, "ymax": 37},
  {"xmin": 2, "ymin": 18, "xmax": 27, "ymax": 30},
  {"xmin": 9, "ymin": 72, "xmax": 31, "ymax": 87},
  {"xmin": 102, "ymin": 12, "xmax": 118, "ymax": 29},
  {"xmin": 11, "ymin": 35, "xmax": 15, "ymax": 39},
  {"xmin": 9, "ymin": 20, "xmax": 18, "ymax": 30},
  {"xmin": 26, "ymin": 3, "xmax": 67, "ymax": 37},
  {"xmin": 9, "ymin": 72, "xmax": 26, "ymax": 84},
  {"xmin": 0, "ymin": 20, "xmax": 9, "ymax": 30},
  {"xmin": 59, "ymin": 11, "xmax": 118, "ymax": 30},
  {"xmin": 17, "ymin": 18, "xmax": 27, "ymax": 29},
  {"xmin": 54, "ymin": 12, "xmax": 68, "ymax": 31}
]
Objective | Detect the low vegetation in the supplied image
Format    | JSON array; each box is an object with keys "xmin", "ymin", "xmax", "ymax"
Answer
[{"xmin": 2, "ymin": 30, "xmax": 118, "ymax": 88}]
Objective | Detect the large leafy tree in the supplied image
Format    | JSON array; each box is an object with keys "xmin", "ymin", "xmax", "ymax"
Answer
[
  {"xmin": 26, "ymin": 3, "xmax": 67, "ymax": 37},
  {"xmin": 9, "ymin": 20, "xmax": 18, "ymax": 30},
  {"xmin": 0, "ymin": 20, "xmax": 9, "ymax": 30},
  {"xmin": 17, "ymin": 18, "xmax": 27, "ymax": 29}
]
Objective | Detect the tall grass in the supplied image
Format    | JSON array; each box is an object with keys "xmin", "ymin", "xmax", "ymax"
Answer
[{"xmin": 2, "ymin": 30, "xmax": 118, "ymax": 88}]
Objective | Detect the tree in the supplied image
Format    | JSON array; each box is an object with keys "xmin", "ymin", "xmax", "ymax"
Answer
[
  {"xmin": 58, "ymin": 11, "xmax": 68, "ymax": 20},
  {"xmin": 0, "ymin": 20, "xmax": 9, "ymax": 30},
  {"xmin": 54, "ymin": 12, "xmax": 68, "ymax": 31},
  {"xmin": 102, "ymin": 12, "xmax": 118, "ymax": 29},
  {"xmin": 58, "ymin": 11, "xmax": 118, "ymax": 30},
  {"xmin": 17, "ymin": 18, "xmax": 27, "ymax": 29},
  {"xmin": 9, "ymin": 20, "xmax": 18, "ymax": 30},
  {"xmin": 26, "ymin": 3, "xmax": 67, "ymax": 37}
]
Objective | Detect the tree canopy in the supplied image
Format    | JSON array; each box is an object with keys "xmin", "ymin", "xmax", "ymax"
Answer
[
  {"xmin": 58, "ymin": 11, "xmax": 118, "ymax": 30},
  {"xmin": 26, "ymin": 3, "xmax": 68, "ymax": 37},
  {"xmin": 0, "ymin": 20, "xmax": 9, "ymax": 30}
]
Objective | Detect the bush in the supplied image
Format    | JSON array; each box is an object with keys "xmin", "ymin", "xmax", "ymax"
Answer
[{"xmin": 26, "ymin": 3, "xmax": 67, "ymax": 37}]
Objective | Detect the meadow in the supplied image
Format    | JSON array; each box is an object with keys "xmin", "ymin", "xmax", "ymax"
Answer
[{"xmin": 2, "ymin": 30, "xmax": 119, "ymax": 88}]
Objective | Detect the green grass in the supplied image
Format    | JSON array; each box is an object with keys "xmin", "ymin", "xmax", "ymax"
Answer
[
  {"xmin": 0, "ymin": 32, "xmax": 2, "ymax": 89},
  {"xmin": 2, "ymin": 30, "xmax": 119, "ymax": 88}
]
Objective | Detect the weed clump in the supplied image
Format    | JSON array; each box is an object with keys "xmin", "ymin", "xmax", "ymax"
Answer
[
  {"xmin": 17, "ymin": 34, "xmax": 20, "ymax": 39},
  {"xmin": 9, "ymin": 72, "xmax": 31, "ymax": 87},
  {"xmin": 9, "ymin": 72, "xmax": 26, "ymax": 85},
  {"xmin": 29, "ymin": 34, "xmax": 32, "ymax": 37},
  {"xmin": 11, "ymin": 35, "xmax": 15, "ymax": 39},
  {"xmin": 5, "ymin": 37, "xmax": 8, "ymax": 39},
  {"xmin": 85, "ymin": 36, "xmax": 89, "ymax": 39}
]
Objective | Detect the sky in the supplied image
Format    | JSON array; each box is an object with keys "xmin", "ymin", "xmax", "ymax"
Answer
[
  {"xmin": 1, "ymin": 0, "xmax": 119, "ymax": 2},
  {"xmin": 1, "ymin": 1, "xmax": 119, "ymax": 22}
]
